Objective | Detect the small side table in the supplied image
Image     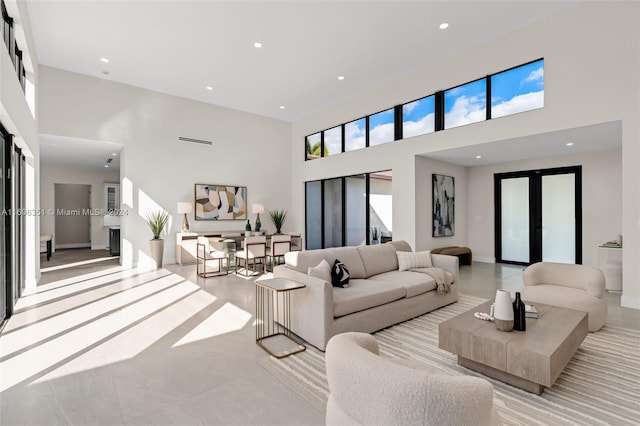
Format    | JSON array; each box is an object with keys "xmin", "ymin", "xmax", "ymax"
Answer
[{"xmin": 255, "ymin": 277, "xmax": 306, "ymax": 358}]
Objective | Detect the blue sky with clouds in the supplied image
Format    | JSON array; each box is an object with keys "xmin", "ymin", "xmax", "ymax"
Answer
[{"xmin": 308, "ymin": 60, "xmax": 544, "ymax": 157}]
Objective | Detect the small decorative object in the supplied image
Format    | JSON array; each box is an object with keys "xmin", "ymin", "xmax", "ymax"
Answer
[
  {"xmin": 493, "ymin": 289, "xmax": 514, "ymax": 332},
  {"xmin": 370, "ymin": 226, "xmax": 380, "ymax": 245},
  {"xmin": 245, "ymin": 219, "xmax": 252, "ymax": 232},
  {"xmin": 252, "ymin": 203, "xmax": 264, "ymax": 232},
  {"xmin": 269, "ymin": 209, "xmax": 287, "ymax": 234},
  {"xmin": 145, "ymin": 210, "xmax": 170, "ymax": 268},
  {"xmin": 177, "ymin": 202, "xmax": 192, "ymax": 233},
  {"xmin": 513, "ymin": 291, "xmax": 526, "ymax": 331},
  {"xmin": 433, "ymin": 174, "xmax": 455, "ymax": 237},
  {"xmin": 525, "ymin": 304, "xmax": 538, "ymax": 319}
]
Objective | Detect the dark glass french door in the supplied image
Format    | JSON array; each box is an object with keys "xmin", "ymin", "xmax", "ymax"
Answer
[{"xmin": 495, "ymin": 166, "xmax": 582, "ymax": 265}]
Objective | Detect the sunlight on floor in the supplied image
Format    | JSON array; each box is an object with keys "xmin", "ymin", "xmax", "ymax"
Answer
[
  {"xmin": 0, "ymin": 266, "xmax": 254, "ymax": 392},
  {"xmin": 40, "ymin": 256, "xmax": 119, "ymax": 273},
  {"xmin": 173, "ymin": 302, "xmax": 252, "ymax": 347}
]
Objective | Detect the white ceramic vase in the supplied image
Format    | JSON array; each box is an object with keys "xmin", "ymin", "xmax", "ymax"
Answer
[{"xmin": 493, "ymin": 289, "xmax": 514, "ymax": 332}]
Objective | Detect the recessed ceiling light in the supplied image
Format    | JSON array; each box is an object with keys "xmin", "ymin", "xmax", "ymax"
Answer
[
  {"xmin": 104, "ymin": 164, "xmax": 109, "ymax": 168},
  {"xmin": 100, "ymin": 57, "xmax": 110, "ymax": 63},
  {"xmin": 112, "ymin": 152, "xmax": 117, "ymax": 156},
  {"xmin": 279, "ymin": 106, "xmax": 285, "ymax": 109},
  {"xmin": 206, "ymin": 86, "xmax": 213, "ymax": 91},
  {"xmin": 337, "ymin": 76, "xmax": 345, "ymax": 80},
  {"xmin": 566, "ymin": 142, "xmax": 574, "ymax": 146},
  {"xmin": 439, "ymin": 23, "xmax": 449, "ymax": 30},
  {"xmin": 476, "ymin": 155, "xmax": 482, "ymax": 159},
  {"xmin": 253, "ymin": 42, "xmax": 263, "ymax": 48}
]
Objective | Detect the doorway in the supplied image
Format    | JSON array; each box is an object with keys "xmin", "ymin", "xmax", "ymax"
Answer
[
  {"xmin": 494, "ymin": 166, "xmax": 582, "ymax": 265},
  {"xmin": 54, "ymin": 183, "xmax": 91, "ymax": 249}
]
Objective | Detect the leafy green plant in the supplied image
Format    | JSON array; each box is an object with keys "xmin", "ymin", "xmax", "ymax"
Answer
[
  {"xmin": 145, "ymin": 211, "xmax": 170, "ymax": 239},
  {"xmin": 269, "ymin": 209, "xmax": 288, "ymax": 233}
]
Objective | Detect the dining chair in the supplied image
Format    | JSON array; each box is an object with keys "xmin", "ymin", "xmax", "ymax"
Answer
[
  {"xmin": 196, "ymin": 237, "xmax": 229, "ymax": 277},
  {"xmin": 235, "ymin": 235, "xmax": 267, "ymax": 276},
  {"xmin": 267, "ymin": 234, "xmax": 291, "ymax": 271},
  {"xmin": 288, "ymin": 232, "xmax": 302, "ymax": 251}
]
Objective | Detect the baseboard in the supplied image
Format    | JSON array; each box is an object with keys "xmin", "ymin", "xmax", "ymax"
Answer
[
  {"xmin": 474, "ymin": 256, "xmax": 496, "ymax": 263},
  {"xmin": 91, "ymin": 244, "xmax": 107, "ymax": 250},
  {"xmin": 56, "ymin": 243, "xmax": 91, "ymax": 249},
  {"xmin": 621, "ymin": 295, "xmax": 640, "ymax": 310}
]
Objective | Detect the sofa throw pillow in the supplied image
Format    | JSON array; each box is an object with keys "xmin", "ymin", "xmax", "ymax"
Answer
[
  {"xmin": 331, "ymin": 259, "xmax": 350, "ymax": 288},
  {"xmin": 308, "ymin": 259, "xmax": 332, "ymax": 283},
  {"xmin": 397, "ymin": 250, "xmax": 433, "ymax": 271}
]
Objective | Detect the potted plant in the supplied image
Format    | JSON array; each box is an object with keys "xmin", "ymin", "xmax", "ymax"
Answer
[
  {"xmin": 371, "ymin": 226, "xmax": 380, "ymax": 245},
  {"xmin": 145, "ymin": 210, "xmax": 170, "ymax": 268},
  {"xmin": 269, "ymin": 209, "xmax": 287, "ymax": 234}
]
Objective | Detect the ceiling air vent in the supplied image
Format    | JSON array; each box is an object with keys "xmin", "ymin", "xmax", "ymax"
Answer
[{"xmin": 178, "ymin": 136, "xmax": 213, "ymax": 146}]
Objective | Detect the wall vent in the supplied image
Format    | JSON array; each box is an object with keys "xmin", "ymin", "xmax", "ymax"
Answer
[{"xmin": 178, "ymin": 136, "xmax": 213, "ymax": 146}]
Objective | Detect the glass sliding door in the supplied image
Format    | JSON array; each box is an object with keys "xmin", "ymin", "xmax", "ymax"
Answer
[
  {"xmin": 542, "ymin": 174, "xmax": 576, "ymax": 263},
  {"xmin": 0, "ymin": 125, "xmax": 7, "ymax": 324},
  {"xmin": 305, "ymin": 181, "xmax": 322, "ymax": 250},
  {"xmin": 323, "ymin": 178, "xmax": 343, "ymax": 248},
  {"xmin": 345, "ymin": 175, "xmax": 366, "ymax": 246},
  {"xmin": 500, "ymin": 177, "xmax": 530, "ymax": 263},
  {"xmin": 369, "ymin": 171, "xmax": 393, "ymax": 242}
]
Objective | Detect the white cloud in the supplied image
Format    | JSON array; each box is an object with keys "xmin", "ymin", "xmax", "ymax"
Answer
[
  {"xmin": 403, "ymin": 100, "xmax": 419, "ymax": 114},
  {"xmin": 403, "ymin": 112, "xmax": 435, "ymax": 138},
  {"xmin": 345, "ymin": 121, "xmax": 365, "ymax": 151},
  {"xmin": 445, "ymin": 95, "xmax": 486, "ymax": 129},
  {"xmin": 492, "ymin": 90, "xmax": 543, "ymax": 118},
  {"xmin": 369, "ymin": 123, "xmax": 394, "ymax": 146},
  {"xmin": 324, "ymin": 128, "xmax": 341, "ymax": 154},
  {"xmin": 523, "ymin": 67, "xmax": 544, "ymax": 85}
]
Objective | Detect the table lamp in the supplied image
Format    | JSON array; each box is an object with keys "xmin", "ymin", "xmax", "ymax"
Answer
[
  {"xmin": 252, "ymin": 203, "xmax": 265, "ymax": 232},
  {"xmin": 177, "ymin": 202, "xmax": 193, "ymax": 233}
]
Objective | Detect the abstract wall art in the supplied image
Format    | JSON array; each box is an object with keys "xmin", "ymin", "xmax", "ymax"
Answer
[
  {"xmin": 194, "ymin": 184, "xmax": 247, "ymax": 220},
  {"xmin": 433, "ymin": 174, "xmax": 454, "ymax": 237}
]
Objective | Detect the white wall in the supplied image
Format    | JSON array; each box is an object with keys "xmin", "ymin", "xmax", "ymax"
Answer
[
  {"xmin": 467, "ymin": 149, "xmax": 622, "ymax": 267},
  {"xmin": 290, "ymin": 2, "xmax": 639, "ymax": 308},
  {"xmin": 38, "ymin": 67, "xmax": 292, "ymax": 268},
  {"xmin": 0, "ymin": 0, "xmax": 39, "ymax": 289},
  {"xmin": 415, "ymin": 156, "xmax": 467, "ymax": 252},
  {"xmin": 40, "ymin": 165, "xmax": 119, "ymax": 251}
]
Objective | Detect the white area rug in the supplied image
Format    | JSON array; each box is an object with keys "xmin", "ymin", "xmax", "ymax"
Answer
[{"xmin": 258, "ymin": 294, "xmax": 640, "ymax": 425}]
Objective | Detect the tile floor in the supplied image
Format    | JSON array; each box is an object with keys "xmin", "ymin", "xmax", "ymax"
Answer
[{"xmin": 1, "ymin": 250, "xmax": 638, "ymax": 425}]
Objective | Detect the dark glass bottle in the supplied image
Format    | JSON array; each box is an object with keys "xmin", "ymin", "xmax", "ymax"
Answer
[
  {"xmin": 245, "ymin": 219, "xmax": 251, "ymax": 231},
  {"xmin": 513, "ymin": 292, "xmax": 526, "ymax": 331}
]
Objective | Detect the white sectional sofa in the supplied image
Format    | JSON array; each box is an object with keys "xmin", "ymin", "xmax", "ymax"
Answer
[{"xmin": 272, "ymin": 241, "xmax": 459, "ymax": 350}]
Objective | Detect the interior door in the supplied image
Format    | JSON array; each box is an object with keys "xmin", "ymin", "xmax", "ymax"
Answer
[{"xmin": 495, "ymin": 166, "xmax": 582, "ymax": 265}]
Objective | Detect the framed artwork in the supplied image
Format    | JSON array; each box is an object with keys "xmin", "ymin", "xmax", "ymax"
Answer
[
  {"xmin": 433, "ymin": 174, "xmax": 454, "ymax": 237},
  {"xmin": 194, "ymin": 183, "xmax": 247, "ymax": 220}
]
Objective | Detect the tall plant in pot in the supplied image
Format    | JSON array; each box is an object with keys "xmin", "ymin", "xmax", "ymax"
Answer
[
  {"xmin": 269, "ymin": 209, "xmax": 287, "ymax": 234},
  {"xmin": 146, "ymin": 210, "xmax": 170, "ymax": 268}
]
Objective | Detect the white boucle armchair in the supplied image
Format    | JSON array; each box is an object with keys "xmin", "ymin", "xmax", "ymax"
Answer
[
  {"xmin": 325, "ymin": 332, "xmax": 501, "ymax": 426},
  {"xmin": 521, "ymin": 262, "xmax": 607, "ymax": 332}
]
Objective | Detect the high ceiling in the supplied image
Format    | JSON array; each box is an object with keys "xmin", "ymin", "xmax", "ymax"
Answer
[
  {"xmin": 27, "ymin": 1, "xmax": 581, "ymax": 122},
  {"xmin": 31, "ymin": 1, "xmax": 616, "ymax": 172}
]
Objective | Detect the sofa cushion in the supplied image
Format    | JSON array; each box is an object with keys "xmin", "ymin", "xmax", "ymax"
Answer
[
  {"xmin": 331, "ymin": 260, "xmax": 351, "ymax": 288},
  {"xmin": 371, "ymin": 270, "xmax": 437, "ymax": 298},
  {"xmin": 308, "ymin": 259, "xmax": 332, "ymax": 282},
  {"xmin": 333, "ymin": 279, "xmax": 406, "ymax": 318},
  {"xmin": 356, "ymin": 244, "xmax": 399, "ymax": 278},
  {"xmin": 285, "ymin": 246, "xmax": 366, "ymax": 279},
  {"xmin": 397, "ymin": 251, "xmax": 433, "ymax": 271}
]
